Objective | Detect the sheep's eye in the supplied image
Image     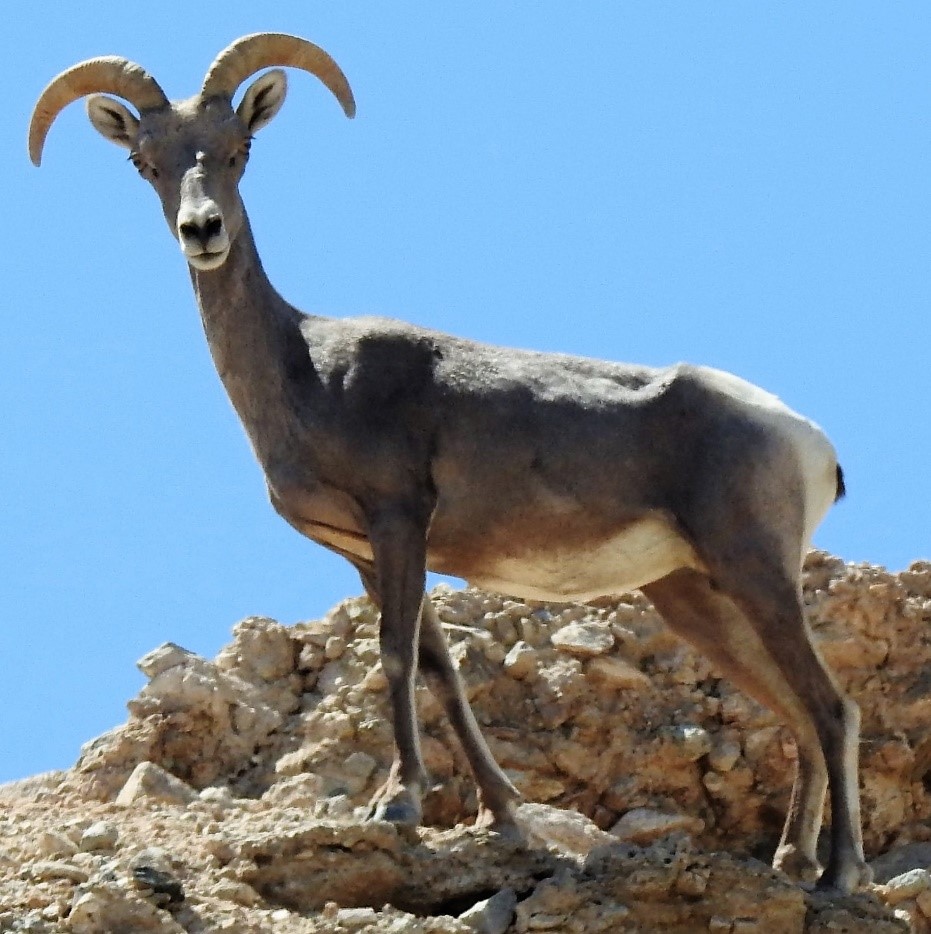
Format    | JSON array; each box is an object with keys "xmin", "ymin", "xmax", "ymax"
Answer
[
  {"xmin": 128, "ymin": 152, "xmax": 158, "ymax": 180},
  {"xmin": 229, "ymin": 138, "xmax": 253, "ymax": 168}
]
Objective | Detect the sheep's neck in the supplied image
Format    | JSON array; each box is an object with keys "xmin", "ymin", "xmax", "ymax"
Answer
[{"xmin": 189, "ymin": 215, "xmax": 307, "ymax": 462}]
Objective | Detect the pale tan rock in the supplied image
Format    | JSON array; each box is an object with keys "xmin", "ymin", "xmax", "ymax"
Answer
[
  {"xmin": 506, "ymin": 769, "xmax": 566, "ymax": 802},
  {"xmin": 361, "ymin": 665, "xmax": 389, "ymax": 692},
  {"xmin": 552, "ymin": 740, "xmax": 599, "ymax": 782},
  {"xmin": 901, "ymin": 560, "xmax": 931, "ymax": 597},
  {"xmin": 501, "ymin": 601, "xmax": 533, "ymax": 621},
  {"xmin": 67, "ymin": 883, "xmax": 185, "ymax": 934},
  {"xmin": 138, "ymin": 654, "xmax": 223, "ymax": 708},
  {"xmin": 535, "ymin": 657, "xmax": 584, "ymax": 700},
  {"xmin": 115, "ymin": 761, "xmax": 197, "ymax": 806},
  {"xmin": 209, "ymin": 877, "xmax": 263, "ymax": 906},
  {"xmin": 882, "ymin": 868, "xmax": 931, "ymax": 905},
  {"xmin": 551, "ymin": 621, "xmax": 615, "ymax": 657},
  {"xmin": 216, "ymin": 616, "xmax": 296, "ymax": 681},
  {"xmin": 667, "ymin": 724, "xmax": 713, "ymax": 761},
  {"xmin": 325, "ymin": 635, "xmax": 348, "ymax": 660},
  {"xmin": 518, "ymin": 616, "xmax": 548, "ymax": 648},
  {"xmin": 585, "ymin": 655, "xmax": 650, "ymax": 688},
  {"xmin": 2, "ymin": 558, "xmax": 928, "ymax": 931},
  {"xmin": 916, "ymin": 887, "xmax": 931, "ymax": 918},
  {"xmin": 458, "ymin": 887, "xmax": 517, "ymax": 934},
  {"xmin": 298, "ymin": 642, "xmax": 327, "ymax": 670},
  {"xmin": 32, "ymin": 860, "xmax": 90, "ymax": 883},
  {"xmin": 199, "ymin": 784, "xmax": 236, "ymax": 809},
  {"xmin": 707, "ymin": 735, "xmax": 742, "ymax": 772},
  {"xmin": 79, "ymin": 820, "xmax": 119, "ymax": 852},
  {"xmin": 136, "ymin": 642, "xmax": 199, "ymax": 678},
  {"xmin": 612, "ymin": 807, "xmax": 705, "ymax": 844},
  {"xmin": 516, "ymin": 803, "xmax": 616, "ymax": 858},
  {"xmin": 37, "ymin": 830, "xmax": 78, "ymax": 858},
  {"xmin": 502, "ymin": 640, "xmax": 537, "ymax": 679}
]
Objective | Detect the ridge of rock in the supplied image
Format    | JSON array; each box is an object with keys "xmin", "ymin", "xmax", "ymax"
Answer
[{"xmin": 2, "ymin": 553, "xmax": 930, "ymax": 931}]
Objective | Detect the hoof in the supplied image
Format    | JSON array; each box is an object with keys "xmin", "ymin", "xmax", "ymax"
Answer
[
  {"xmin": 773, "ymin": 844, "xmax": 822, "ymax": 885},
  {"xmin": 373, "ymin": 798, "xmax": 421, "ymax": 825},
  {"xmin": 490, "ymin": 819, "xmax": 526, "ymax": 844},
  {"xmin": 369, "ymin": 783, "xmax": 424, "ymax": 826},
  {"xmin": 475, "ymin": 802, "xmax": 525, "ymax": 842},
  {"xmin": 815, "ymin": 860, "xmax": 873, "ymax": 895}
]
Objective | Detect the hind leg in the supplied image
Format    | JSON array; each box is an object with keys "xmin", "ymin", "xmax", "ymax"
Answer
[
  {"xmin": 713, "ymin": 562, "xmax": 869, "ymax": 892},
  {"xmin": 643, "ymin": 569, "xmax": 825, "ymax": 883},
  {"xmin": 643, "ymin": 566, "xmax": 869, "ymax": 892}
]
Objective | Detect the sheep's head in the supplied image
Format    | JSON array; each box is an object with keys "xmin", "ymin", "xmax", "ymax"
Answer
[{"xmin": 29, "ymin": 33, "xmax": 355, "ymax": 271}]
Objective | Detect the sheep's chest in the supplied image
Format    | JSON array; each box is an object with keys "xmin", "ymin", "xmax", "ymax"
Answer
[{"xmin": 267, "ymin": 479, "xmax": 374, "ymax": 564}]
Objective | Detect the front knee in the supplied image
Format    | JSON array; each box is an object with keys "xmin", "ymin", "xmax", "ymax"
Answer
[{"xmin": 381, "ymin": 649, "xmax": 409, "ymax": 686}]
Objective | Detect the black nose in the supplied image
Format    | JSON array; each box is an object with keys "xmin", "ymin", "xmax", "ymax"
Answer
[{"xmin": 179, "ymin": 215, "xmax": 223, "ymax": 248}]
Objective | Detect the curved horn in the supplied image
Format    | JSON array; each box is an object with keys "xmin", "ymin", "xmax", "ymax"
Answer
[
  {"xmin": 202, "ymin": 33, "xmax": 355, "ymax": 118},
  {"xmin": 29, "ymin": 57, "xmax": 168, "ymax": 166}
]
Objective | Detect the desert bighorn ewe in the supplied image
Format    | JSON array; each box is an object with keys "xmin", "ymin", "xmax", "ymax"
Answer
[{"xmin": 30, "ymin": 32, "xmax": 869, "ymax": 893}]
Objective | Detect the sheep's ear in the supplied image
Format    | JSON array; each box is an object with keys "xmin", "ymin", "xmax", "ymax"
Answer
[
  {"xmin": 86, "ymin": 95, "xmax": 139, "ymax": 150},
  {"xmin": 237, "ymin": 69, "xmax": 287, "ymax": 134}
]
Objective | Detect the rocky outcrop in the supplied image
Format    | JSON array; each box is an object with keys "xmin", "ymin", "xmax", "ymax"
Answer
[{"xmin": 1, "ymin": 553, "xmax": 929, "ymax": 931}]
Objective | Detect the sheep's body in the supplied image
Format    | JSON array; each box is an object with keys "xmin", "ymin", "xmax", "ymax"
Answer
[
  {"xmin": 266, "ymin": 311, "xmax": 834, "ymax": 603},
  {"xmin": 30, "ymin": 33, "xmax": 870, "ymax": 894}
]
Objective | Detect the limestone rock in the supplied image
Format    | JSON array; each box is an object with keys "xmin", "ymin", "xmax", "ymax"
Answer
[
  {"xmin": 116, "ymin": 761, "xmax": 197, "ymax": 807},
  {"xmin": 612, "ymin": 807, "xmax": 705, "ymax": 844},
  {"xmin": 67, "ymin": 882, "xmax": 186, "ymax": 934},
  {"xmin": 458, "ymin": 887, "xmax": 517, "ymax": 934},
  {"xmin": 502, "ymin": 641, "xmax": 537, "ymax": 679},
  {"xmin": 551, "ymin": 621, "xmax": 615, "ymax": 657},
  {"xmin": 32, "ymin": 860, "xmax": 90, "ymax": 883},
  {"xmin": 1, "ymin": 555, "xmax": 928, "ymax": 930},
  {"xmin": 586, "ymin": 654, "xmax": 650, "ymax": 688},
  {"xmin": 666, "ymin": 724, "xmax": 713, "ymax": 761},
  {"xmin": 516, "ymin": 802, "xmax": 617, "ymax": 858},
  {"xmin": 707, "ymin": 735, "xmax": 743, "ymax": 772},
  {"xmin": 882, "ymin": 869, "xmax": 931, "ymax": 906},
  {"xmin": 79, "ymin": 820, "xmax": 119, "ymax": 852},
  {"xmin": 136, "ymin": 642, "xmax": 199, "ymax": 679},
  {"xmin": 37, "ymin": 830, "xmax": 78, "ymax": 859}
]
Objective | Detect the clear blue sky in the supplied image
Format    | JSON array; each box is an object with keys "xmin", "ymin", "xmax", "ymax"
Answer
[{"xmin": 2, "ymin": 3, "xmax": 929, "ymax": 783}]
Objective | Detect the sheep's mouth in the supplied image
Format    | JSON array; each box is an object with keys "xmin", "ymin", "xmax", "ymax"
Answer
[{"xmin": 187, "ymin": 249, "xmax": 229, "ymax": 271}]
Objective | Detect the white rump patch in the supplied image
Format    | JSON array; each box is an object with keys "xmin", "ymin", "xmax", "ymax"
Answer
[
  {"xmin": 699, "ymin": 367, "xmax": 839, "ymax": 550},
  {"xmin": 468, "ymin": 516, "xmax": 705, "ymax": 603}
]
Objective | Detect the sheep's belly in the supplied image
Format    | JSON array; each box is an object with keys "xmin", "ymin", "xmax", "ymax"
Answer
[{"xmin": 467, "ymin": 517, "xmax": 705, "ymax": 604}]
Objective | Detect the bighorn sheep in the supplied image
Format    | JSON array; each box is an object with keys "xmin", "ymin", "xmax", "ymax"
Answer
[{"xmin": 30, "ymin": 33, "xmax": 869, "ymax": 892}]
